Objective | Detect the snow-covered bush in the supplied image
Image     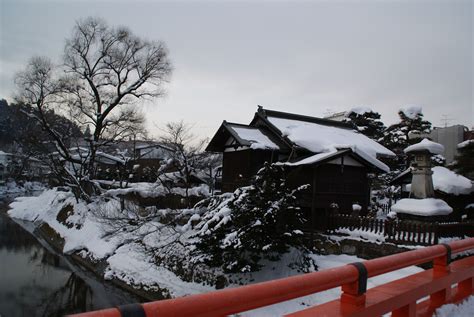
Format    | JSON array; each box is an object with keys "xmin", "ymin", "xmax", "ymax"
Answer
[{"xmin": 192, "ymin": 163, "xmax": 310, "ymax": 273}]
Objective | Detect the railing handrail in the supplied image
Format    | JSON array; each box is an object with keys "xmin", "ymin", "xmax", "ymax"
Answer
[{"xmin": 70, "ymin": 237, "xmax": 474, "ymax": 317}]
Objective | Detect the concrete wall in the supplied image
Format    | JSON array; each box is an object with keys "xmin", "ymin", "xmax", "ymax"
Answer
[{"xmin": 420, "ymin": 125, "xmax": 468, "ymax": 164}]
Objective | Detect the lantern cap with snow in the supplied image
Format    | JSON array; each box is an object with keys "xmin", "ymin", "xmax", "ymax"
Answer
[{"xmin": 404, "ymin": 138, "xmax": 444, "ymax": 199}]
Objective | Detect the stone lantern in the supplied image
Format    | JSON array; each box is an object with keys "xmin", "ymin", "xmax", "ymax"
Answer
[{"xmin": 404, "ymin": 138, "xmax": 444, "ymax": 199}]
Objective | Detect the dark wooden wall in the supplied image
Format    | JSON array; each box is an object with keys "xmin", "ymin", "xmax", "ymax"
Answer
[
  {"xmin": 286, "ymin": 163, "xmax": 370, "ymax": 230},
  {"xmin": 222, "ymin": 149, "xmax": 273, "ymax": 192}
]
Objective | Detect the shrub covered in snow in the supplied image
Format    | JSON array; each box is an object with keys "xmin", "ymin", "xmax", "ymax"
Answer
[{"xmin": 192, "ymin": 163, "xmax": 310, "ymax": 273}]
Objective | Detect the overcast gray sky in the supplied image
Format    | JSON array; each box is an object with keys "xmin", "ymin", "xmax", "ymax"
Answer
[{"xmin": 1, "ymin": 0, "xmax": 472, "ymax": 139}]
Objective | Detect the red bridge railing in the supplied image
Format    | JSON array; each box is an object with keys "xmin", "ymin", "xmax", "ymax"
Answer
[{"xmin": 71, "ymin": 238, "xmax": 474, "ymax": 317}]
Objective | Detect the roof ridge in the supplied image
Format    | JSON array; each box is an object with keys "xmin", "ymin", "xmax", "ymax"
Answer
[{"xmin": 257, "ymin": 107, "xmax": 355, "ymax": 129}]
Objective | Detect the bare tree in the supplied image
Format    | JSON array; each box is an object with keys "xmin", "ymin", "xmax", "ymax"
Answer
[
  {"xmin": 15, "ymin": 17, "xmax": 172, "ymax": 200},
  {"xmin": 158, "ymin": 121, "xmax": 209, "ymax": 203}
]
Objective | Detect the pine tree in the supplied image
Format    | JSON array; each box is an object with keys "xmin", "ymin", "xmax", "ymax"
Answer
[
  {"xmin": 382, "ymin": 108, "xmax": 432, "ymax": 155},
  {"xmin": 451, "ymin": 141, "xmax": 474, "ymax": 178},
  {"xmin": 343, "ymin": 109, "xmax": 386, "ymax": 141},
  {"xmin": 193, "ymin": 163, "xmax": 308, "ymax": 273}
]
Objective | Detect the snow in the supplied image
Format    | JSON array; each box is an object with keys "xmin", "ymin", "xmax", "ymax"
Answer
[
  {"xmin": 352, "ymin": 146, "xmax": 390, "ymax": 172},
  {"xmin": 400, "ymin": 105, "xmax": 423, "ymax": 119},
  {"xmin": 104, "ymin": 243, "xmax": 213, "ymax": 296},
  {"xmin": 230, "ymin": 126, "xmax": 279, "ymax": 150},
  {"xmin": 333, "ymin": 228, "xmax": 386, "ymax": 243},
  {"xmin": 8, "ymin": 189, "xmax": 123, "ymax": 258},
  {"xmin": 432, "ymin": 166, "xmax": 473, "ymax": 195},
  {"xmin": 276, "ymin": 151, "xmax": 338, "ymax": 166},
  {"xmin": 346, "ymin": 106, "xmax": 373, "ymax": 116},
  {"xmin": 106, "ymin": 182, "xmax": 210, "ymax": 198},
  {"xmin": 275, "ymin": 146, "xmax": 389, "ymax": 172},
  {"xmin": 0, "ymin": 181, "xmax": 45, "ymax": 196},
  {"xmin": 435, "ymin": 296, "xmax": 474, "ymax": 317},
  {"xmin": 352, "ymin": 204, "xmax": 362, "ymax": 211},
  {"xmin": 404, "ymin": 138, "xmax": 444, "ymax": 155},
  {"xmin": 267, "ymin": 116, "xmax": 395, "ymax": 159},
  {"xmin": 392, "ymin": 198, "xmax": 453, "ymax": 216},
  {"xmin": 458, "ymin": 139, "xmax": 474, "ymax": 149}
]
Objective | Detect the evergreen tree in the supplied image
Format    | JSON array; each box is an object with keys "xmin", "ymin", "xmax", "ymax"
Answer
[
  {"xmin": 343, "ymin": 109, "xmax": 386, "ymax": 141},
  {"xmin": 381, "ymin": 107, "xmax": 432, "ymax": 170},
  {"xmin": 193, "ymin": 163, "xmax": 309, "ymax": 273},
  {"xmin": 382, "ymin": 107, "xmax": 432, "ymax": 155},
  {"xmin": 451, "ymin": 140, "xmax": 474, "ymax": 178}
]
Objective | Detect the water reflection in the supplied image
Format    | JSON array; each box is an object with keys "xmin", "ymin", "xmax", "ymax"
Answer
[{"xmin": 0, "ymin": 203, "xmax": 141, "ymax": 317}]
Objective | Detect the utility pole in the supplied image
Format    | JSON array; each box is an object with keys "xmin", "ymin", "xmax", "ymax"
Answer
[{"xmin": 440, "ymin": 115, "xmax": 454, "ymax": 128}]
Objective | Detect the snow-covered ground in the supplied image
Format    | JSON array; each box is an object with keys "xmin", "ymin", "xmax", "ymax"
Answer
[
  {"xmin": 7, "ymin": 188, "xmax": 439, "ymax": 316},
  {"xmin": 435, "ymin": 296, "xmax": 474, "ymax": 317},
  {"xmin": 0, "ymin": 181, "xmax": 45, "ymax": 197}
]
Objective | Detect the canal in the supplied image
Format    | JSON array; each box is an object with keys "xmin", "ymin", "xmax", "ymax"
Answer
[{"xmin": 0, "ymin": 195, "xmax": 142, "ymax": 317}]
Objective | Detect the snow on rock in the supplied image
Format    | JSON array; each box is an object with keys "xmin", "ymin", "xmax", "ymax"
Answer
[
  {"xmin": 230, "ymin": 126, "xmax": 279, "ymax": 150},
  {"xmin": 352, "ymin": 204, "xmax": 362, "ymax": 211},
  {"xmin": 8, "ymin": 189, "xmax": 126, "ymax": 259},
  {"xmin": 392, "ymin": 198, "xmax": 453, "ymax": 216},
  {"xmin": 267, "ymin": 116, "xmax": 395, "ymax": 159},
  {"xmin": 434, "ymin": 295, "xmax": 474, "ymax": 317},
  {"xmin": 400, "ymin": 105, "xmax": 423, "ymax": 119},
  {"xmin": 105, "ymin": 243, "xmax": 213, "ymax": 297},
  {"xmin": 432, "ymin": 166, "xmax": 473, "ymax": 195},
  {"xmin": 404, "ymin": 138, "xmax": 444, "ymax": 155},
  {"xmin": 457, "ymin": 139, "xmax": 474, "ymax": 149},
  {"xmin": 346, "ymin": 106, "xmax": 373, "ymax": 116}
]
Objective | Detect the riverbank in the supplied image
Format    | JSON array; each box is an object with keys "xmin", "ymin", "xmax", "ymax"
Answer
[
  {"xmin": 7, "ymin": 189, "xmax": 215, "ymax": 299},
  {"xmin": 0, "ymin": 202, "xmax": 144, "ymax": 316}
]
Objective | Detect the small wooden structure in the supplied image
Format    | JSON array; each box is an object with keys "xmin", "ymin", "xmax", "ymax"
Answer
[{"xmin": 206, "ymin": 107, "xmax": 395, "ymax": 229}]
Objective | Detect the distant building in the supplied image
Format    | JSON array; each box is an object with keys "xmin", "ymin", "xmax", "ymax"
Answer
[
  {"xmin": 417, "ymin": 125, "xmax": 470, "ymax": 164},
  {"xmin": 0, "ymin": 151, "xmax": 50, "ymax": 183},
  {"xmin": 0, "ymin": 151, "xmax": 15, "ymax": 183}
]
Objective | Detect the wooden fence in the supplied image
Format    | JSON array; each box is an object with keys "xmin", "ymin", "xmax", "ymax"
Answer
[{"xmin": 327, "ymin": 214, "xmax": 442, "ymax": 246}]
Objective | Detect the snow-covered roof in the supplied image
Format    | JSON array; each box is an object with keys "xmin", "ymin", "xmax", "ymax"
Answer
[
  {"xmin": 96, "ymin": 152, "xmax": 126, "ymax": 165},
  {"xmin": 136, "ymin": 143, "xmax": 175, "ymax": 152},
  {"xmin": 400, "ymin": 105, "xmax": 422, "ymax": 119},
  {"xmin": 432, "ymin": 166, "xmax": 473, "ymax": 195},
  {"xmin": 276, "ymin": 148, "xmax": 390, "ymax": 172},
  {"xmin": 457, "ymin": 139, "xmax": 474, "ymax": 149},
  {"xmin": 266, "ymin": 116, "xmax": 395, "ymax": 158},
  {"xmin": 392, "ymin": 198, "xmax": 453, "ymax": 216},
  {"xmin": 404, "ymin": 138, "xmax": 444, "ymax": 155},
  {"xmin": 229, "ymin": 125, "xmax": 279, "ymax": 150}
]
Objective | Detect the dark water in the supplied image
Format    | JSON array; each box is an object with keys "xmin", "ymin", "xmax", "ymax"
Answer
[{"xmin": 0, "ymin": 197, "xmax": 142, "ymax": 317}]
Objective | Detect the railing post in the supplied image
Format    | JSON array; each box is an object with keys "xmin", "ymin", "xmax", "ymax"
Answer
[
  {"xmin": 341, "ymin": 262, "xmax": 367, "ymax": 306},
  {"xmin": 391, "ymin": 302, "xmax": 416, "ymax": 317},
  {"xmin": 430, "ymin": 244, "xmax": 452, "ymax": 307},
  {"xmin": 458, "ymin": 277, "xmax": 474, "ymax": 298}
]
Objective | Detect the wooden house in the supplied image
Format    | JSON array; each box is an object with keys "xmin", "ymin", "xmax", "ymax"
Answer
[{"xmin": 206, "ymin": 107, "xmax": 395, "ymax": 228}]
